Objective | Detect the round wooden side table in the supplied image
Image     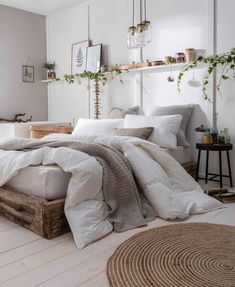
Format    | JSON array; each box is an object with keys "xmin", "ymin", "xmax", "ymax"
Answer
[{"xmin": 195, "ymin": 143, "xmax": 233, "ymax": 188}]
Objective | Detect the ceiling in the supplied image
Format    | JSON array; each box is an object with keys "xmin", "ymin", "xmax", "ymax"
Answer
[{"xmin": 0, "ymin": 0, "xmax": 85, "ymax": 16}]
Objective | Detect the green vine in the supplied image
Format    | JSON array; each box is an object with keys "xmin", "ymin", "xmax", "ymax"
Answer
[
  {"xmin": 64, "ymin": 69, "xmax": 125, "ymax": 86},
  {"xmin": 177, "ymin": 48, "xmax": 235, "ymax": 102}
]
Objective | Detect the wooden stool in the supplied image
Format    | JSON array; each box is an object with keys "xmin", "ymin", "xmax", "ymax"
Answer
[{"xmin": 196, "ymin": 143, "xmax": 233, "ymax": 188}]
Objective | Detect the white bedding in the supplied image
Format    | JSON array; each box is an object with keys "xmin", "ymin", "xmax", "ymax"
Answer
[
  {"xmin": 5, "ymin": 146, "xmax": 191, "ymax": 200},
  {"xmin": 6, "ymin": 165, "xmax": 71, "ymax": 200},
  {"xmin": 168, "ymin": 146, "xmax": 192, "ymax": 164},
  {"xmin": 0, "ymin": 135, "xmax": 224, "ymax": 249}
]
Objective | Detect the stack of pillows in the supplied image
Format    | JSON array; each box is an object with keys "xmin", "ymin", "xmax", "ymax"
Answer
[{"xmin": 72, "ymin": 104, "xmax": 194, "ymax": 150}]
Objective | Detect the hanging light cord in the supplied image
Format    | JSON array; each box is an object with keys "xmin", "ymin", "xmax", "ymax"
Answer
[
  {"xmin": 144, "ymin": 0, "xmax": 147, "ymax": 21},
  {"xmin": 132, "ymin": 0, "xmax": 135, "ymax": 26},
  {"xmin": 140, "ymin": 0, "xmax": 142, "ymax": 23}
]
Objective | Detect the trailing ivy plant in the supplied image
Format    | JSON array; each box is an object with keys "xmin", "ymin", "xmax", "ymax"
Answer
[
  {"xmin": 177, "ymin": 48, "xmax": 235, "ymax": 102},
  {"xmin": 64, "ymin": 68, "xmax": 125, "ymax": 86}
]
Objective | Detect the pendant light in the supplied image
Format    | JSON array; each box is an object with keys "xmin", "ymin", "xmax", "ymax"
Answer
[
  {"xmin": 127, "ymin": 0, "xmax": 138, "ymax": 49},
  {"xmin": 142, "ymin": 0, "xmax": 152, "ymax": 43},
  {"xmin": 136, "ymin": 0, "xmax": 148, "ymax": 47}
]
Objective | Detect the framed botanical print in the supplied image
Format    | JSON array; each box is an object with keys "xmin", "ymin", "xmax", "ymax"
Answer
[
  {"xmin": 86, "ymin": 44, "xmax": 102, "ymax": 73},
  {"xmin": 71, "ymin": 40, "xmax": 90, "ymax": 74},
  {"xmin": 22, "ymin": 65, "xmax": 34, "ymax": 83}
]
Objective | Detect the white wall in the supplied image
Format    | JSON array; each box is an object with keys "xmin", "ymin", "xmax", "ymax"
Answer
[
  {"xmin": 47, "ymin": 0, "xmax": 210, "ymax": 149},
  {"xmin": 47, "ymin": 0, "xmax": 235, "ymax": 183},
  {"xmin": 47, "ymin": 0, "xmax": 210, "ymax": 123},
  {"xmin": 0, "ymin": 5, "xmax": 47, "ymax": 121}
]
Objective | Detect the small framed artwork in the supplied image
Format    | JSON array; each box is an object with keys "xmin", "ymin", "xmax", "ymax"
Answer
[
  {"xmin": 86, "ymin": 44, "xmax": 102, "ymax": 73},
  {"xmin": 71, "ymin": 40, "xmax": 90, "ymax": 74},
  {"xmin": 22, "ymin": 65, "xmax": 34, "ymax": 83}
]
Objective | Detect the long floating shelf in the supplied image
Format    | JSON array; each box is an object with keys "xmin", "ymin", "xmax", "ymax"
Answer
[
  {"xmin": 41, "ymin": 79, "xmax": 64, "ymax": 83},
  {"xmin": 114, "ymin": 62, "xmax": 207, "ymax": 75},
  {"xmin": 41, "ymin": 63, "xmax": 207, "ymax": 84}
]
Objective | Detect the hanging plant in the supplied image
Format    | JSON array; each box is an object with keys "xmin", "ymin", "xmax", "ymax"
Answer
[
  {"xmin": 177, "ymin": 48, "xmax": 235, "ymax": 102},
  {"xmin": 63, "ymin": 69, "xmax": 125, "ymax": 119}
]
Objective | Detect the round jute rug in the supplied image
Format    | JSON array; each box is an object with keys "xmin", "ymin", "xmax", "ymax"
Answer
[{"xmin": 107, "ymin": 223, "xmax": 235, "ymax": 287}]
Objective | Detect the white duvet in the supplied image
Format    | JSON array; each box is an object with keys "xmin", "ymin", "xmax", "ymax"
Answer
[{"xmin": 0, "ymin": 134, "xmax": 224, "ymax": 249}]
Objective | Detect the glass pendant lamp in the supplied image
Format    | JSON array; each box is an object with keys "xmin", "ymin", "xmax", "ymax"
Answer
[
  {"xmin": 142, "ymin": 0, "xmax": 152, "ymax": 43},
  {"xmin": 136, "ymin": 22, "xmax": 147, "ymax": 47},
  {"xmin": 136, "ymin": 0, "xmax": 148, "ymax": 47},
  {"xmin": 127, "ymin": 0, "xmax": 138, "ymax": 49}
]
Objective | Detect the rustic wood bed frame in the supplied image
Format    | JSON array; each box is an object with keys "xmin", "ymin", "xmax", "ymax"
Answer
[{"xmin": 0, "ymin": 161, "xmax": 197, "ymax": 239}]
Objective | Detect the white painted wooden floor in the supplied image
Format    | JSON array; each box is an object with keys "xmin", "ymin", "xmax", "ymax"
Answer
[{"xmin": 0, "ymin": 182, "xmax": 234, "ymax": 287}]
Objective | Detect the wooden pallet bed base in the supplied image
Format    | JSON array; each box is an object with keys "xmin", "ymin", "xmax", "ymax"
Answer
[
  {"xmin": 0, "ymin": 161, "xmax": 197, "ymax": 239},
  {"xmin": 0, "ymin": 187, "xmax": 70, "ymax": 239}
]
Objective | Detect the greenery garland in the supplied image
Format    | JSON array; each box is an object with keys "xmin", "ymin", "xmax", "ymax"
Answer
[
  {"xmin": 177, "ymin": 48, "xmax": 235, "ymax": 102},
  {"xmin": 64, "ymin": 68, "xmax": 124, "ymax": 85}
]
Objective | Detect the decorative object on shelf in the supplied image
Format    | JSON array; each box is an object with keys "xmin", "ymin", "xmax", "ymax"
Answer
[
  {"xmin": 127, "ymin": 0, "xmax": 152, "ymax": 49},
  {"xmin": 165, "ymin": 56, "xmax": 176, "ymax": 65},
  {"xmin": 71, "ymin": 40, "xmax": 90, "ymax": 74},
  {"xmin": 165, "ymin": 57, "xmax": 176, "ymax": 82},
  {"xmin": 177, "ymin": 48, "xmax": 235, "ymax": 101},
  {"xmin": 175, "ymin": 52, "xmax": 186, "ymax": 63},
  {"xmin": 22, "ymin": 65, "xmax": 34, "ymax": 83},
  {"xmin": 108, "ymin": 60, "xmax": 164, "ymax": 72},
  {"xmin": 185, "ymin": 48, "xmax": 196, "ymax": 62},
  {"xmin": 43, "ymin": 62, "xmax": 56, "ymax": 80},
  {"xmin": 188, "ymin": 69, "xmax": 201, "ymax": 88},
  {"xmin": 151, "ymin": 60, "xmax": 165, "ymax": 66},
  {"xmin": 86, "ymin": 44, "xmax": 102, "ymax": 73},
  {"xmin": 64, "ymin": 69, "xmax": 124, "ymax": 119},
  {"xmin": 218, "ymin": 130, "xmax": 225, "ymax": 144},
  {"xmin": 0, "ymin": 113, "xmax": 32, "ymax": 123},
  {"xmin": 167, "ymin": 66, "xmax": 175, "ymax": 82},
  {"xmin": 224, "ymin": 128, "xmax": 230, "ymax": 144},
  {"xmin": 195, "ymin": 125, "xmax": 208, "ymax": 144},
  {"xmin": 203, "ymin": 132, "xmax": 213, "ymax": 145}
]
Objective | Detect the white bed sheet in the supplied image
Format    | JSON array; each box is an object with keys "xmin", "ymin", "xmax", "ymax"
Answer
[
  {"xmin": 6, "ymin": 165, "xmax": 71, "ymax": 200},
  {"xmin": 168, "ymin": 146, "xmax": 192, "ymax": 164}
]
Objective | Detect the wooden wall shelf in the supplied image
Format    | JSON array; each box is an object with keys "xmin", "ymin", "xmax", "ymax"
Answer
[{"xmin": 41, "ymin": 62, "xmax": 206, "ymax": 84}]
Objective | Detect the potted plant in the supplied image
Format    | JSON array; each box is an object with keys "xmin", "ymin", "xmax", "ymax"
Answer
[
  {"xmin": 203, "ymin": 130, "xmax": 213, "ymax": 145},
  {"xmin": 43, "ymin": 62, "xmax": 56, "ymax": 80}
]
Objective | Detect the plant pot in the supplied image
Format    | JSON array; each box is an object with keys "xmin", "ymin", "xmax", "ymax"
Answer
[
  {"xmin": 185, "ymin": 48, "xmax": 196, "ymax": 62},
  {"xmin": 203, "ymin": 135, "xmax": 213, "ymax": 145},
  {"xmin": 47, "ymin": 71, "xmax": 56, "ymax": 80}
]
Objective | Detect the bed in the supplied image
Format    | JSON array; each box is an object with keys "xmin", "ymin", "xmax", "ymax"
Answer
[
  {"xmin": 0, "ymin": 143, "xmax": 195, "ymax": 240},
  {"xmin": 0, "ymin": 107, "xmax": 223, "ymax": 249}
]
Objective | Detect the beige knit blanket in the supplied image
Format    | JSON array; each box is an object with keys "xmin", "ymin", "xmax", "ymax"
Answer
[{"xmin": 0, "ymin": 137, "xmax": 156, "ymax": 232}]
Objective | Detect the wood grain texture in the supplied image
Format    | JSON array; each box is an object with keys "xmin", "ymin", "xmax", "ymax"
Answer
[
  {"xmin": 30, "ymin": 125, "xmax": 73, "ymax": 139},
  {"xmin": 0, "ymin": 187, "xmax": 69, "ymax": 239}
]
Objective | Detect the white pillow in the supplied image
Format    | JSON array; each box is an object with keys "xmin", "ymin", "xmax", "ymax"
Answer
[
  {"xmin": 146, "ymin": 104, "xmax": 194, "ymax": 147},
  {"xmin": 124, "ymin": 114, "xmax": 182, "ymax": 149},
  {"xmin": 73, "ymin": 118, "xmax": 124, "ymax": 136}
]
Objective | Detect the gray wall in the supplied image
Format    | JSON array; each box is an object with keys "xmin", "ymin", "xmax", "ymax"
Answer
[{"xmin": 0, "ymin": 5, "xmax": 47, "ymax": 121}]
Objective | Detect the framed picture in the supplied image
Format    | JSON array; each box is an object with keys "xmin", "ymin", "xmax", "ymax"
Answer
[
  {"xmin": 22, "ymin": 65, "xmax": 34, "ymax": 83},
  {"xmin": 71, "ymin": 40, "xmax": 90, "ymax": 74},
  {"xmin": 86, "ymin": 44, "xmax": 102, "ymax": 73}
]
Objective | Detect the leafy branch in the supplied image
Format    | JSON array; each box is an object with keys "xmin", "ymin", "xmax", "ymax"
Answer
[
  {"xmin": 177, "ymin": 48, "xmax": 235, "ymax": 101},
  {"xmin": 63, "ymin": 69, "xmax": 125, "ymax": 86}
]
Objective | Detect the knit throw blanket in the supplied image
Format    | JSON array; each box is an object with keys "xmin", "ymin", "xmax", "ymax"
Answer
[{"xmin": 0, "ymin": 137, "xmax": 156, "ymax": 232}]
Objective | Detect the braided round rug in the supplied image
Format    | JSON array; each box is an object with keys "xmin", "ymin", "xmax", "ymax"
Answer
[{"xmin": 107, "ymin": 223, "xmax": 235, "ymax": 287}]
